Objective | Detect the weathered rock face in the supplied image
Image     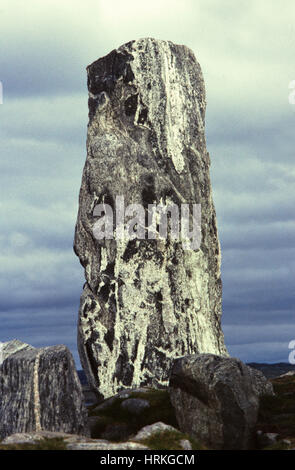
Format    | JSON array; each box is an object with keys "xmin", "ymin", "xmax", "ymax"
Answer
[
  {"xmin": 0, "ymin": 340, "xmax": 89, "ymax": 439},
  {"xmin": 0, "ymin": 339, "xmax": 33, "ymax": 363},
  {"xmin": 169, "ymin": 354, "xmax": 274, "ymax": 450},
  {"xmin": 74, "ymin": 38, "xmax": 228, "ymax": 400},
  {"xmin": 248, "ymin": 366, "xmax": 275, "ymax": 397}
]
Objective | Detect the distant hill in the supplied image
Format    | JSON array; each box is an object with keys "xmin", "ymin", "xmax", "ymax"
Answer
[
  {"xmin": 77, "ymin": 363, "xmax": 295, "ymax": 386},
  {"xmin": 247, "ymin": 362, "xmax": 295, "ymax": 379}
]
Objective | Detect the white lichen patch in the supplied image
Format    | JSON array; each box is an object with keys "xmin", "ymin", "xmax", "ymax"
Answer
[{"xmin": 125, "ymin": 39, "xmax": 205, "ymax": 175}]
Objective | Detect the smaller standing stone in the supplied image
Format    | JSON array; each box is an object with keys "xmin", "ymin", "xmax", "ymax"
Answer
[
  {"xmin": 169, "ymin": 354, "xmax": 274, "ymax": 450},
  {"xmin": 0, "ymin": 340, "xmax": 89, "ymax": 439}
]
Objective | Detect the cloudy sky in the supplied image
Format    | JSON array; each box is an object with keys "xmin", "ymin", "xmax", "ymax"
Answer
[{"xmin": 0, "ymin": 0, "xmax": 294, "ymax": 367}]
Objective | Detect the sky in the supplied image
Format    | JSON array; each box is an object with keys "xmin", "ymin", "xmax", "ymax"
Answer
[{"xmin": 0, "ymin": 0, "xmax": 294, "ymax": 368}]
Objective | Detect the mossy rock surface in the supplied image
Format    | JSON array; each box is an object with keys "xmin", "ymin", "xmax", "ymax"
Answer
[{"xmin": 88, "ymin": 388, "xmax": 178, "ymax": 441}]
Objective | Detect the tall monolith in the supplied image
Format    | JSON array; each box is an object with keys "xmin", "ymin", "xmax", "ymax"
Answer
[{"xmin": 74, "ymin": 38, "xmax": 228, "ymax": 399}]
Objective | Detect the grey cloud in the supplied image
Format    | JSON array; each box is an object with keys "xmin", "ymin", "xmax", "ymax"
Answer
[
  {"xmin": 219, "ymin": 222, "xmax": 295, "ymax": 249},
  {"xmin": 0, "ymin": 307, "xmax": 81, "ymax": 367},
  {"xmin": 0, "ymin": 0, "xmax": 102, "ymax": 97},
  {"xmin": 223, "ymin": 323, "xmax": 295, "ymax": 346},
  {"xmin": 0, "ymin": 95, "xmax": 87, "ymax": 145},
  {"xmin": 227, "ymin": 341, "xmax": 292, "ymax": 364},
  {"xmin": 207, "ymin": 116, "xmax": 294, "ymax": 164}
]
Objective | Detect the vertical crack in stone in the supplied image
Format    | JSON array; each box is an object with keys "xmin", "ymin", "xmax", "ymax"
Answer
[{"xmin": 33, "ymin": 351, "xmax": 42, "ymax": 432}]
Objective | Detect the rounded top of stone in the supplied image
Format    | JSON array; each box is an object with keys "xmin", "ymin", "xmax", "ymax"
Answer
[
  {"xmin": 0, "ymin": 341, "xmax": 73, "ymax": 366},
  {"xmin": 87, "ymin": 37, "xmax": 197, "ymax": 70},
  {"xmin": 118, "ymin": 36, "xmax": 193, "ymax": 50},
  {"xmin": 0, "ymin": 339, "xmax": 35, "ymax": 365}
]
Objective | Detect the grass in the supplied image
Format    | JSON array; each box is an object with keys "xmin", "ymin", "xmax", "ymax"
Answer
[
  {"xmin": 140, "ymin": 429, "xmax": 207, "ymax": 450},
  {"xmin": 256, "ymin": 375, "xmax": 295, "ymax": 448},
  {"xmin": 88, "ymin": 388, "xmax": 207, "ymax": 449},
  {"xmin": 0, "ymin": 437, "xmax": 67, "ymax": 450},
  {"xmin": 89, "ymin": 388, "xmax": 179, "ymax": 440}
]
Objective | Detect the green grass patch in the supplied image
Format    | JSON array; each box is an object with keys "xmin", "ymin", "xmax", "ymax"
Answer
[
  {"xmin": 89, "ymin": 388, "xmax": 178, "ymax": 440},
  {"xmin": 140, "ymin": 429, "xmax": 206, "ymax": 451},
  {"xmin": 256, "ymin": 375, "xmax": 295, "ymax": 441},
  {"xmin": 0, "ymin": 437, "xmax": 67, "ymax": 450}
]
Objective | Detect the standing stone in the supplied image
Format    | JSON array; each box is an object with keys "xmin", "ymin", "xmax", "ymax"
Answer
[
  {"xmin": 0, "ymin": 340, "xmax": 89, "ymax": 439},
  {"xmin": 74, "ymin": 38, "xmax": 227, "ymax": 400}
]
